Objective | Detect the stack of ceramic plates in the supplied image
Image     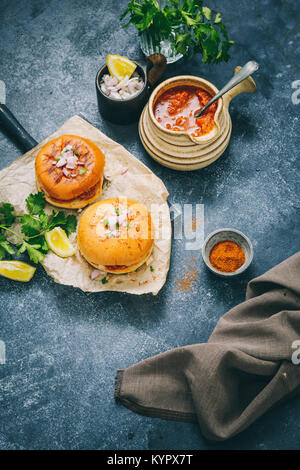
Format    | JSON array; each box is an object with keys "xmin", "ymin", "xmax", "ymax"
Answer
[
  {"xmin": 139, "ymin": 103, "xmax": 232, "ymax": 171},
  {"xmin": 138, "ymin": 69, "xmax": 256, "ymax": 171}
]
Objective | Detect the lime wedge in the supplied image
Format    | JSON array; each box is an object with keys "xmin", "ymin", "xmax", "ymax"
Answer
[
  {"xmin": 0, "ymin": 261, "xmax": 36, "ymax": 282},
  {"xmin": 45, "ymin": 227, "xmax": 76, "ymax": 258},
  {"xmin": 106, "ymin": 54, "xmax": 137, "ymax": 81}
]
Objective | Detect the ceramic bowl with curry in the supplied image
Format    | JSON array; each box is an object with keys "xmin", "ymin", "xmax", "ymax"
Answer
[{"xmin": 139, "ymin": 66, "xmax": 257, "ymax": 171}]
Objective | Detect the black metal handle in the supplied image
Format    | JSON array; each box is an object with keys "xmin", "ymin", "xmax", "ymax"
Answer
[{"xmin": 0, "ymin": 104, "xmax": 38, "ymax": 152}]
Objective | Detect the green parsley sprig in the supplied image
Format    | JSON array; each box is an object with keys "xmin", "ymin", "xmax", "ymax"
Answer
[
  {"xmin": 121, "ymin": 0, "xmax": 234, "ymax": 63},
  {"xmin": 0, "ymin": 192, "xmax": 77, "ymax": 264}
]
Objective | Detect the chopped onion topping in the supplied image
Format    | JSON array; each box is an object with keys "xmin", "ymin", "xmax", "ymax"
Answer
[
  {"xmin": 91, "ymin": 269, "xmax": 105, "ymax": 280},
  {"xmin": 101, "ymin": 207, "xmax": 129, "ymax": 239},
  {"xmin": 55, "ymin": 145, "xmax": 83, "ymax": 175},
  {"xmin": 120, "ymin": 167, "xmax": 128, "ymax": 175},
  {"xmin": 56, "ymin": 156, "xmax": 67, "ymax": 167},
  {"xmin": 100, "ymin": 71, "xmax": 144, "ymax": 101},
  {"xmin": 66, "ymin": 156, "xmax": 78, "ymax": 169}
]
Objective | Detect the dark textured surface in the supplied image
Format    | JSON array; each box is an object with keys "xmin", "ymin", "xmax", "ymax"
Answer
[{"xmin": 0, "ymin": 0, "xmax": 299, "ymax": 450}]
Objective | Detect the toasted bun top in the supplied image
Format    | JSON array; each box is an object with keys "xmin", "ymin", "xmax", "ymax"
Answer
[
  {"xmin": 35, "ymin": 135, "xmax": 105, "ymax": 201},
  {"xmin": 77, "ymin": 198, "xmax": 154, "ymax": 267}
]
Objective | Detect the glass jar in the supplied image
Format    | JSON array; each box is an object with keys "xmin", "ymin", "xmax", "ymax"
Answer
[{"xmin": 139, "ymin": 1, "xmax": 185, "ymax": 64}]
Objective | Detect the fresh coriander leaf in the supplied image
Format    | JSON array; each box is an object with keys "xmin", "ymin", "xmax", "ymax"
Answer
[
  {"xmin": 33, "ymin": 235, "xmax": 49, "ymax": 253},
  {"xmin": 176, "ymin": 32, "xmax": 192, "ymax": 55},
  {"xmin": 17, "ymin": 241, "xmax": 27, "ymax": 256},
  {"xmin": 214, "ymin": 12, "xmax": 221, "ymax": 23},
  {"xmin": 202, "ymin": 28, "xmax": 220, "ymax": 63},
  {"xmin": 40, "ymin": 213, "xmax": 50, "ymax": 230},
  {"xmin": 79, "ymin": 168, "xmax": 87, "ymax": 175},
  {"xmin": 45, "ymin": 211, "xmax": 77, "ymax": 236},
  {"xmin": 16, "ymin": 239, "xmax": 45, "ymax": 263},
  {"xmin": 102, "ymin": 276, "xmax": 108, "ymax": 284},
  {"xmin": 21, "ymin": 214, "xmax": 41, "ymax": 237},
  {"xmin": 216, "ymin": 21, "xmax": 229, "ymax": 41},
  {"xmin": 115, "ymin": 207, "xmax": 120, "ymax": 216},
  {"xmin": 0, "ymin": 245, "xmax": 6, "ymax": 260},
  {"xmin": 195, "ymin": 23, "xmax": 211, "ymax": 36},
  {"xmin": 150, "ymin": 265, "xmax": 154, "ymax": 272},
  {"xmin": 0, "ymin": 203, "xmax": 16, "ymax": 227},
  {"xmin": 217, "ymin": 39, "xmax": 234, "ymax": 63},
  {"xmin": 25, "ymin": 243, "xmax": 44, "ymax": 264},
  {"xmin": 0, "ymin": 234, "xmax": 15, "ymax": 256},
  {"xmin": 202, "ymin": 6, "xmax": 211, "ymax": 20},
  {"xmin": 182, "ymin": 11, "xmax": 198, "ymax": 27},
  {"xmin": 143, "ymin": 3, "xmax": 159, "ymax": 30},
  {"xmin": 26, "ymin": 192, "xmax": 46, "ymax": 215},
  {"xmin": 64, "ymin": 215, "xmax": 77, "ymax": 235},
  {"xmin": 47, "ymin": 211, "xmax": 67, "ymax": 231}
]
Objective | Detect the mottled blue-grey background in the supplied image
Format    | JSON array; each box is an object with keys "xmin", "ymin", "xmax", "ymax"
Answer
[{"xmin": 0, "ymin": 0, "xmax": 299, "ymax": 450}]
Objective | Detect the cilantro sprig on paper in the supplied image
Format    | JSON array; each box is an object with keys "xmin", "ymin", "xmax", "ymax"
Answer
[
  {"xmin": 121, "ymin": 0, "xmax": 234, "ymax": 63},
  {"xmin": 0, "ymin": 192, "xmax": 77, "ymax": 264}
]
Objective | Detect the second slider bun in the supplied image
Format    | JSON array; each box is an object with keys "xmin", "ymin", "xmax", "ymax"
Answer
[
  {"xmin": 77, "ymin": 198, "xmax": 154, "ymax": 274},
  {"xmin": 35, "ymin": 135, "xmax": 105, "ymax": 209}
]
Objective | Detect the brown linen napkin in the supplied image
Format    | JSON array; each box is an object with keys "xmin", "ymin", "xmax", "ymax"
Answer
[{"xmin": 115, "ymin": 252, "xmax": 300, "ymax": 441}]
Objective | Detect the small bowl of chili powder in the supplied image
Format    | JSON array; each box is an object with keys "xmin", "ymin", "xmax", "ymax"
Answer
[{"xmin": 202, "ymin": 228, "xmax": 253, "ymax": 277}]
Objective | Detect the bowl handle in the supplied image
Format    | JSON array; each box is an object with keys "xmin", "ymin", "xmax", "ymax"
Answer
[
  {"xmin": 147, "ymin": 53, "xmax": 167, "ymax": 86},
  {"xmin": 222, "ymin": 66, "xmax": 257, "ymax": 108},
  {"xmin": 135, "ymin": 54, "xmax": 167, "ymax": 87}
]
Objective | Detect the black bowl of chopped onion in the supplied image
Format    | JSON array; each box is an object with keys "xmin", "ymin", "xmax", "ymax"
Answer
[{"xmin": 96, "ymin": 59, "xmax": 150, "ymax": 125}]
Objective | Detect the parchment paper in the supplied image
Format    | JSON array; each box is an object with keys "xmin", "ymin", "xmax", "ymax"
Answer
[{"xmin": 0, "ymin": 115, "xmax": 171, "ymax": 295}]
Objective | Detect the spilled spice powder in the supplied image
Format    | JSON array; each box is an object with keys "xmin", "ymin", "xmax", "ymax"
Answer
[
  {"xmin": 191, "ymin": 217, "xmax": 202, "ymax": 231},
  {"xmin": 176, "ymin": 257, "xmax": 199, "ymax": 291}
]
